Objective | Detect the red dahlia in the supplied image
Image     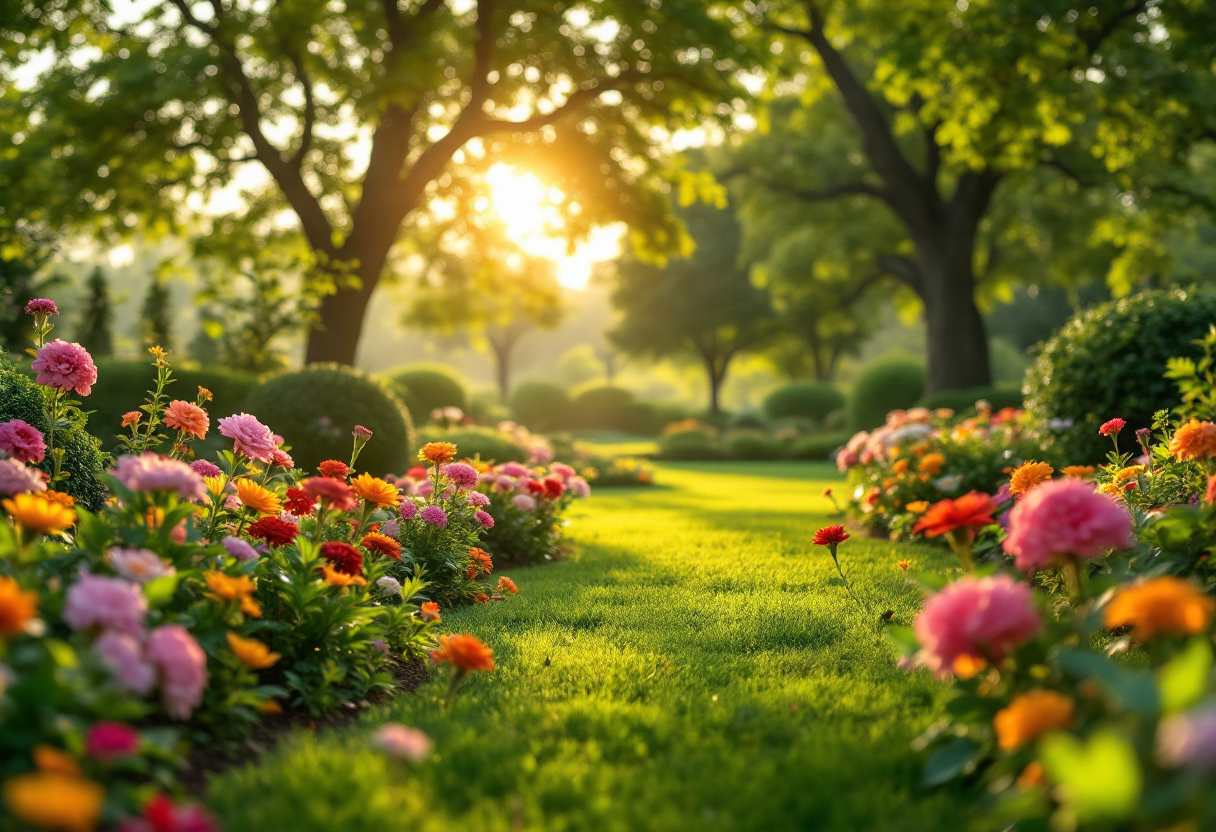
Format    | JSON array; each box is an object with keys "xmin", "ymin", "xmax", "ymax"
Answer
[
  {"xmin": 526, "ymin": 480, "xmax": 547, "ymax": 496},
  {"xmin": 247, "ymin": 516, "xmax": 300, "ymax": 547},
  {"xmin": 284, "ymin": 487, "xmax": 315, "ymax": 516},
  {"xmin": 320, "ymin": 541, "xmax": 364, "ymax": 576},
  {"xmin": 318, "ymin": 459, "xmax": 351, "ymax": 479},
  {"xmin": 542, "ymin": 478, "xmax": 565, "ymax": 499},
  {"xmin": 812, "ymin": 525, "xmax": 850, "ymax": 547}
]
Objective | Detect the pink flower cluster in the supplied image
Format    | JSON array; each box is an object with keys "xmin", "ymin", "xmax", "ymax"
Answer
[
  {"xmin": 65, "ymin": 572, "xmax": 148, "ymax": 636},
  {"xmin": 0, "ymin": 457, "xmax": 46, "ymax": 495},
  {"xmin": 111, "ymin": 453, "xmax": 208, "ymax": 502},
  {"xmin": 913, "ymin": 574, "xmax": 1040, "ymax": 678},
  {"xmin": 420, "ymin": 505, "xmax": 447, "ymax": 527},
  {"xmin": 0, "ymin": 419, "xmax": 46, "ymax": 464},
  {"xmin": 217, "ymin": 413, "xmax": 278, "ymax": 463},
  {"xmin": 32, "ymin": 339, "xmax": 98, "ymax": 396},
  {"xmin": 442, "ymin": 463, "xmax": 480, "ymax": 490},
  {"xmin": 1002, "ymin": 479, "xmax": 1135, "ymax": 573}
]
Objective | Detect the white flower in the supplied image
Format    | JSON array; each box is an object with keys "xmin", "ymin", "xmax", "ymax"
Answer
[{"xmin": 376, "ymin": 576, "xmax": 402, "ymax": 597}]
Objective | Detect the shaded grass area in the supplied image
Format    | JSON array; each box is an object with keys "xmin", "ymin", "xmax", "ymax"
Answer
[{"xmin": 207, "ymin": 461, "xmax": 985, "ymax": 831}]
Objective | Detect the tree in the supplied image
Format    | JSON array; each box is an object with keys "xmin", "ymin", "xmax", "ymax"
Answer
[
  {"xmin": 609, "ymin": 201, "xmax": 772, "ymax": 414},
  {"xmin": 75, "ymin": 266, "xmax": 114, "ymax": 358},
  {"xmin": 738, "ymin": 0, "xmax": 1216, "ymax": 392},
  {"xmin": 0, "ymin": 228, "xmax": 61, "ymax": 353},
  {"xmin": 9, "ymin": 1, "xmax": 752, "ymax": 366},
  {"xmin": 140, "ymin": 275, "xmax": 174, "ymax": 353}
]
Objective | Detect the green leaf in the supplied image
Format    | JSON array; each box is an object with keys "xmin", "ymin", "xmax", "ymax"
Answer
[
  {"xmin": 1055, "ymin": 647, "xmax": 1160, "ymax": 716},
  {"xmin": 143, "ymin": 574, "xmax": 181, "ymax": 608},
  {"xmin": 1039, "ymin": 729, "xmax": 1141, "ymax": 822},
  {"xmin": 922, "ymin": 736, "xmax": 982, "ymax": 787},
  {"xmin": 1158, "ymin": 638, "xmax": 1213, "ymax": 715}
]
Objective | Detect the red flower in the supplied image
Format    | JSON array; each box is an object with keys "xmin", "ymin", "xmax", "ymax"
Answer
[
  {"xmin": 406, "ymin": 466, "xmax": 428, "ymax": 480},
  {"xmin": 301, "ymin": 476, "xmax": 359, "ymax": 511},
  {"xmin": 318, "ymin": 459, "xmax": 351, "ymax": 479},
  {"xmin": 247, "ymin": 516, "xmax": 300, "ymax": 547},
  {"xmin": 1099, "ymin": 417, "xmax": 1127, "ymax": 437},
  {"xmin": 913, "ymin": 492, "xmax": 997, "ymax": 538},
  {"xmin": 320, "ymin": 541, "xmax": 363, "ymax": 576},
  {"xmin": 812, "ymin": 525, "xmax": 849, "ymax": 546},
  {"xmin": 526, "ymin": 480, "xmax": 547, "ymax": 496},
  {"xmin": 284, "ymin": 487, "xmax": 315, "ymax": 516},
  {"xmin": 542, "ymin": 478, "xmax": 565, "ymax": 499},
  {"xmin": 466, "ymin": 564, "xmax": 478, "ymax": 580}
]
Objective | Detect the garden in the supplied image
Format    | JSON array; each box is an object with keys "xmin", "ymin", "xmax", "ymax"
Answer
[{"xmin": 6, "ymin": 2, "xmax": 1216, "ymax": 831}]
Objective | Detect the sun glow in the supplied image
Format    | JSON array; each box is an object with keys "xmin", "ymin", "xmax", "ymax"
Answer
[{"xmin": 482, "ymin": 163, "xmax": 620, "ymax": 290}]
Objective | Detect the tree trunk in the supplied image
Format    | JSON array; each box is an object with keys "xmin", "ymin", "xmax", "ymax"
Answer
[
  {"xmin": 305, "ymin": 229, "xmax": 394, "ymax": 365},
  {"xmin": 492, "ymin": 340, "xmax": 512, "ymax": 403},
  {"xmin": 920, "ymin": 262, "xmax": 990, "ymax": 393}
]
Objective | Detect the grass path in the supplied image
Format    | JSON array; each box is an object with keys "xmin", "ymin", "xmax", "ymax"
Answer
[{"xmin": 207, "ymin": 462, "xmax": 980, "ymax": 831}]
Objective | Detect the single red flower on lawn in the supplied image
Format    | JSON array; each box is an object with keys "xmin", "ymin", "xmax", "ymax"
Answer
[
  {"xmin": 320, "ymin": 541, "xmax": 363, "ymax": 576},
  {"xmin": 812, "ymin": 525, "xmax": 849, "ymax": 547},
  {"xmin": 1099, "ymin": 417, "xmax": 1126, "ymax": 437},
  {"xmin": 247, "ymin": 516, "xmax": 300, "ymax": 547},
  {"xmin": 913, "ymin": 492, "xmax": 997, "ymax": 538}
]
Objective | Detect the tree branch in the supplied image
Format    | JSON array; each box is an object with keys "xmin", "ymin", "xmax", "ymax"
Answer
[
  {"xmin": 1082, "ymin": 0, "xmax": 1149, "ymax": 57},
  {"xmin": 877, "ymin": 253, "xmax": 923, "ymax": 296},
  {"xmin": 287, "ymin": 48, "xmax": 316, "ymax": 168},
  {"xmin": 478, "ymin": 77, "xmax": 638, "ymax": 134},
  {"xmin": 468, "ymin": 0, "xmax": 496, "ymax": 111}
]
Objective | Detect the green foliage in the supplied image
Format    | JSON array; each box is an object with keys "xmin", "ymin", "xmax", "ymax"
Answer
[
  {"xmin": 725, "ymin": 430, "xmax": 784, "ymax": 461},
  {"xmin": 568, "ymin": 384, "xmax": 661, "ymax": 435},
  {"xmin": 763, "ymin": 382, "xmax": 846, "ymax": 423},
  {"xmin": 74, "ymin": 266, "xmax": 114, "ymax": 357},
  {"xmin": 415, "ymin": 426, "xmax": 525, "ymax": 466},
  {"xmin": 0, "ymin": 364, "xmax": 108, "ymax": 511},
  {"xmin": 848, "ymin": 359, "xmax": 927, "ymax": 430},
  {"xmin": 1165, "ymin": 325, "xmax": 1216, "ymax": 422},
  {"xmin": 917, "ymin": 385, "xmax": 1023, "ymax": 415},
  {"xmin": 1024, "ymin": 288, "xmax": 1216, "ymax": 463},
  {"xmin": 791, "ymin": 431, "xmax": 853, "ymax": 461},
  {"xmin": 384, "ymin": 365, "xmax": 468, "ymax": 424},
  {"xmin": 139, "ymin": 275, "xmax": 174, "ymax": 353},
  {"xmin": 509, "ymin": 381, "xmax": 572, "ymax": 432},
  {"xmin": 244, "ymin": 364, "xmax": 414, "ymax": 476}
]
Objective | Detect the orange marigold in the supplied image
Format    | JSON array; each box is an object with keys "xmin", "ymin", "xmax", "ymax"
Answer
[
  {"xmin": 226, "ymin": 632, "xmax": 281, "ymax": 669},
  {"xmin": 469, "ymin": 547, "xmax": 494, "ymax": 575},
  {"xmin": 0, "ymin": 576, "xmax": 37, "ymax": 639},
  {"xmin": 2, "ymin": 772, "xmax": 105, "ymax": 832},
  {"xmin": 419, "ymin": 442, "xmax": 458, "ymax": 465},
  {"xmin": 3, "ymin": 493, "xmax": 76, "ymax": 533},
  {"xmin": 918, "ymin": 453, "xmax": 945, "ymax": 476},
  {"xmin": 993, "ymin": 690, "xmax": 1074, "ymax": 751},
  {"xmin": 1009, "ymin": 461, "xmax": 1054, "ymax": 497},
  {"xmin": 203, "ymin": 571, "xmax": 262, "ymax": 618},
  {"xmin": 1104, "ymin": 577, "xmax": 1215, "ymax": 641},
  {"xmin": 1170, "ymin": 419, "xmax": 1216, "ymax": 461},
  {"xmin": 233, "ymin": 478, "xmax": 282, "ymax": 516},
  {"xmin": 318, "ymin": 459, "xmax": 351, "ymax": 479},
  {"xmin": 906, "ymin": 501, "xmax": 930, "ymax": 514},
  {"xmin": 892, "ymin": 459, "xmax": 910, "ymax": 474},
  {"xmin": 361, "ymin": 532, "xmax": 402, "ymax": 560},
  {"xmin": 1061, "ymin": 465, "xmax": 1096, "ymax": 479},
  {"xmin": 430, "ymin": 633, "xmax": 495, "ymax": 671},
  {"xmin": 350, "ymin": 473, "xmax": 400, "ymax": 508}
]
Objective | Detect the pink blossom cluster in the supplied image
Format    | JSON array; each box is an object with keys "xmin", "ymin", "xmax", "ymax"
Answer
[
  {"xmin": 31, "ymin": 339, "xmax": 98, "ymax": 396},
  {"xmin": 0, "ymin": 457, "xmax": 46, "ymax": 496}
]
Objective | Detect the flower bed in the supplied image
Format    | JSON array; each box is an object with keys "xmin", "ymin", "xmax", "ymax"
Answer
[{"xmin": 0, "ymin": 300, "xmax": 589, "ymax": 831}]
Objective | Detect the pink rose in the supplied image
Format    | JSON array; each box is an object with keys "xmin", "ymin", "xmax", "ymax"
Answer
[
  {"xmin": 217, "ymin": 413, "xmax": 277, "ymax": 463},
  {"xmin": 110, "ymin": 453, "xmax": 208, "ymax": 502},
  {"xmin": 0, "ymin": 458, "xmax": 46, "ymax": 495},
  {"xmin": 94, "ymin": 631, "xmax": 157, "ymax": 695}
]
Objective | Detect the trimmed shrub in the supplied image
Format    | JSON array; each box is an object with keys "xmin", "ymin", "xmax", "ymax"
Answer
[
  {"xmin": 1024, "ymin": 287, "xmax": 1216, "ymax": 463},
  {"xmin": 790, "ymin": 431, "xmax": 853, "ymax": 461},
  {"xmin": 415, "ymin": 426, "xmax": 525, "ymax": 464},
  {"xmin": 244, "ymin": 364, "xmax": 415, "ymax": 476},
  {"xmin": 731, "ymin": 410, "xmax": 769, "ymax": 431},
  {"xmin": 384, "ymin": 365, "xmax": 468, "ymax": 422},
  {"xmin": 725, "ymin": 431, "xmax": 784, "ymax": 460},
  {"xmin": 763, "ymin": 382, "xmax": 846, "ymax": 423},
  {"xmin": 569, "ymin": 384, "xmax": 635, "ymax": 430},
  {"xmin": 848, "ymin": 359, "xmax": 927, "ymax": 430},
  {"xmin": 0, "ymin": 366, "xmax": 108, "ymax": 511},
  {"xmin": 657, "ymin": 428, "xmax": 723, "ymax": 460},
  {"xmin": 918, "ymin": 385, "xmax": 1023, "ymax": 415},
  {"xmin": 509, "ymin": 381, "xmax": 571, "ymax": 432}
]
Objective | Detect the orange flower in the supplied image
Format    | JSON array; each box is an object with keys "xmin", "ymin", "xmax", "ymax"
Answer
[
  {"xmin": 2, "ymin": 772, "xmax": 104, "ymax": 832},
  {"xmin": 350, "ymin": 473, "xmax": 400, "ymax": 508},
  {"xmin": 1017, "ymin": 761, "xmax": 1047, "ymax": 789},
  {"xmin": 469, "ymin": 547, "xmax": 493, "ymax": 575},
  {"xmin": 1009, "ymin": 461, "xmax": 1053, "ymax": 497},
  {"xmin": 918, "ymin": 453, "xmax": 945, "ymax": 476},
  {"xmin": 321, "ymin": 563, "xmax": 367, "ymax": 588},
  {"xmin": 33, "ymin": 745, "xmax": 80, "ymax": 777},
  {"xmin": 419, "ymin": 442, "xmax": 458, "ymax": 465},
  {"xmin": 360, "ymin": 532, "xmax": 401, "ymax": 560},
  {"xmin": 430, "ymin": 634, "xmax": 495, "ymax": 671},
  {"xmin": 1170, "ymin": 419, "xmax": 1216, "ymax": 461},
  {"xmin": 892, "ymin": 459, "xmax": 910, "ymax": 474},
  {"xmin": 473, "ymin": 592, "xmax": 490, "ymax": 603},
  {"xmin": 420, "ymin": 601, "xmax": 441, "ymax": 622},
  {"xmin": 0, "ymin": 577, "xmax": 37, "ymax": 639},
  {"xmin": 226, "ymin": 632, "xmax": 281, "ymax": 669},
  {"xmin": 896, "ymin": 560, "xmax": 911, "ymax": 571},
  {"xmin": 1061, "ymin": 465, "xmax": 1095, "ymax": 479},
  {"xmin": 1104, "ymin": 577, "xmax": 1215, "ymax": 641},
  {"xmin": 912, "ymin": 492, "xmax": 996, "ymax": 538},
  {"xmin": 197, "ymin": 386, "xmax": 214, "ymax": 402},
  {"xmin": 993, "ymin": 690, "xmax": 1074, "ymax": 751},
  {"xmin": 905, "ymin": 501, "xmax": 930, "ymax": 514},
  {"xmin": 233, "ymin": 478, "xmax": 282, "ymax": 516},
  {"xmin": 3, "ymin": 493, "xmax": 76, "ymax": 533},
  {"xmin": 1113, "ymin": 465, "xmax": 1144, "ymax": 484},
  {"xmin": 163, "ymin": 400, "xmax": 209, "ymax": 440},
  {"xmin": 121, "ymin": 411, "xmax": 142, "ymax": 428},
  {"xmin": 203, "ymin": 571, "xmax": 262, "ymax": 617},
  {"xmin": 318, "ymin": 459, "xmax": 351, "ymax": 479},
  {"xmin": 43, "ymin": 490, "xmax": 75, "ymax": 508},
  {"xmin": 496, "ymin": 576, "xmax": 517, "ymax": 594}
]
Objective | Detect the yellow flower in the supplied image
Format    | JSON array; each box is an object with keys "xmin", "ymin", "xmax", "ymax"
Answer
[
  {"xmin": 1009, "ymin": 461, "xmax": 1054, "ymax": 497},
  {"xmin": 203, "ymin": 571, "xmax": 262, "ymax": 618},
  {"xmin": 204, "ymin": 476, "xmax": 226, "ymax": 496},
  {"xmin": 1061, "ymin": 465, "xmax": 1095, "ymax": 479},
  {"xmin": 418, "ymin": 442, "xmax": 457, "ymax": 465},
  {"xmin": 906, "ymin": 501, "xmax": 930, "ymax": 514},
  {"xmin": 1104, "ymin": 577, "xmax": 1215, "ymax": 641},
  {"xmin": 1113, "ymin": 465, "xmax": 1145, "ymax": 484},
  {"xmin": 0, "ymin": 576, "xmax": 37, "ymax": 639},
  {"xmin": 226, "ymin": 632, "xmax": 281, "ymax": 669},
  {"xmin": 994, "ymin": 690, "xmax": 1074, "ymax": 751},
  {"xmin": 1170, "ymin": 419, "xmax": 1216, "ymax": 461},
  {"xmin": 321, "ymin": 563, "xmax": 367, "ymax": 588},
  {"xmin": 350, "ymin": 473, "xmax": 400, "ymax": 508},
  {"xmin": 2, "ymin": 772, "xmax": 105, "ymax": 832},
  {"xmin": 3, "ymin": 493, "xmax": 76, "ymax": 533},
  {"xmin": 233, "ymin": 479, "xmax": 282, "ymax": 516},
  {"xmin": 918, "ymin": 453, "xmax": 945, "ymax": 476}
]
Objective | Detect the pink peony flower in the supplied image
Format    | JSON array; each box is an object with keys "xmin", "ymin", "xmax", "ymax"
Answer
[
  {"xmin": 94, "ymin": 631, "xmax": 157, "ymax": 696},
  {"xmin": 111, "ymin": 453, "xmax": 208, "ymax": 502},
  {"xmin": 1158, "ymin": 702, "xmax": 1216, "ymax": 770},
  {"xmin": 189, "ymin": 459, "xmax": 222, "ymax": 479},
  {"xmin": 371, "ymin": 724, "xmax": 432, "ymax": 762},
  {"xmin": 494, "ymin": 475, "xmax": 516, "ymax": 493},
  {"xmin": 145, "ymin": 625, "xmax": 208, "ymax": 721},
  {"xmin": 86, "ymin": 722, "xmax": 141, "ymax": 761},
  {"xmin": 1002, "ymin": 479, "xmax": 1135, "ymax": 573},
  {"xmin": 498, "ymin": 462, "xmax": 531, "ymax": 478},
  {"xmin": 413, "ymin": 480, "xmax": 435, "ymax": 498},
  {"xmin": 0, "ymin": 458, "xmax": 46, "ymax": 495},
  {"xmin": 442, "ymin": 463, "xmax": 479, "ymax": 490},
  {"xmin": 108, "ymin": 548, "xmax": 175, "ymax": 584},
  {"xmin": 465, "ymin": 490, "xmax": 490, "ymax": 508},
  {"xmin": 549, "ymin": 463, "xmax": 577, "ymax": 479},
  {"xmin": 162, "ymin": 401, "xmax": 209, "ymax": 440},
  {"xmin": 32, "ymin": 339, "xmax": 98, "ymax": 396},
  {"xmin": 913, "ymin": 574, "xmax": 1040, "ymax": 678},
  {"xmin": 24, "ymin": 298, "xmax": 59, "ymax": 317},
  {"xmin": 474, "ymin": 509, "xmax": 494, "ymax": 528},
  {"xmin": 64, "ymin": 572, "xmax": 147, "ymax": 636},
  {"xmin": 399, "ymin": 500, "xmax": 417, "ymax": 521},
  {"xmin": 0, "ymin": 419, "xmax": 46, "ymax": 464},
  {"xmin": 512, "ymin": 494, "xmax": 537, "ymax": 512},
  {"xmin": 222, "ymin": 536, "xmax": 260, "ymax": 562},
  {"xmin": 567, "ymin": 477, "xmax": 591, "ymax": 498},
  {"xmin": 217, "ymin": 413, "xmax": 277, "ymax": 463},
  {"xmin": 420, "ymin": 505, "xmax": 447, "ymax": 527}
]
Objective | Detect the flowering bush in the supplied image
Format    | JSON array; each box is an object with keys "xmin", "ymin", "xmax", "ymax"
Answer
[{"xmin": 469, "ymin": 460, "xmax": 592, "ymax": 565}]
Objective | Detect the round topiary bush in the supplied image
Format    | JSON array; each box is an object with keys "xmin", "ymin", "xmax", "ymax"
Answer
[
  {"xmin": 1024, "ymin": 287, "xmax": 1216, "ymax": 463},
  {"xmin": 384, "ymin": 365, "xmax": 468, "ymax": 422},
  {"xmin": 244, "ymin": 364, "xmax": 415, "ymax": 476},
  {"xmin": 568, "ymin": 384, "xmax": 636, "ymax": 431},
  {"xmin": 509, "ymin": 381, "xmax": 571, "ymax": 432},
  {"xmin": 725, "ymin": 430, "xmax": 784, "ymax": 460},
  {"xmin": 763, "ymin": 382, "xmax": 846, "ymax": 423},
  {"xmin": 847, "ymin": 358, "xmax": 927, "ymax": 430},
  {"xmin": 414, "ymin": 426, "xmax": 525, "ymax": 464},
  {"xmin": 657, "ymin": 427, "xmax": 723, "ymax": 460},
  {"xmin": 0, "ymin": 366, "xmax": 108, "ymax": 511}
]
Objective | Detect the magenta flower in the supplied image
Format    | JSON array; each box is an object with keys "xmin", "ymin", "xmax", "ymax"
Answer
[
  {"xmin": 217, "ymin": 413, "xmax": 278, "ymax": 463},
  {"xmin": 420, "ymin": 505, "xmax": 447, "ymax": 527},
  {"xmin": 189, "ymin": 459, "xmax": 223, "ymax": 479},
  {"xmin": 352, "ymin": 424, "xmax": 373, "ymax": 440},
  {"xmin": 371, "ymin": 724, "xmax": 432, "ymax": 762},
  {"xmin": 32, "ymin": 339, "xmax": 98, "ymax": 396},
  {"xmin": 222, "ymin": 536, "xmax": 260, "ymax": 562},
  {"xmin": 442, "ymin": 463, "xmax": 479, "ymax": 490},
  {"xmin": 271, "ymin": 449, "xmax": 294, "ymax": 469},
  {"xmin": 24, "ymin": 298, "xmax": 59, "ymax": 317},
  {"xmin": 145, "ymin": 625, "xmax": 208, "ymax": 721},
  {"xmin": 94, "ymin": 631, "xmax": 156, "ymax": 695},
  {"xmin": 511, "ymin": 494, "xmax": 537, "ymax": 512},
  {"xmin": 0, "ymin": 458, "xmax": 46, "ymax": 496},
  {"xmin": 913, "ymin": 574, "xmax": 1040, "ymax": 678},
  {"xmin": 111, "ymin": 453, "xmax": 208, "ymax": 502},
  {"xmin": 399, "ymin": 500, "xmax": 417, "ymax": 521},
  {"xmin": 86, "ymin": 722, "xmax": 141, "ymax": 761},
  {"xmin": 466, "ymin": 490, "xmax": 490, "ymax": 508},
  {"xmin": 474, "ymin": 509, "xmax": 494, "ymax": 528},
  {"xmin": 1002, "ymin": 479, "xmax": 1135, "ymax": 573},
  {"xmin": 64, "ymin": 572, "xmax": 147, "ymax": 636},
  {"xmin": 0, "ymin": 419, "xmax": 46, "ymax": 464}
]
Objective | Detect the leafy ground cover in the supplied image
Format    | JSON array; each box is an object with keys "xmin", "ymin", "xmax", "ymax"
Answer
[{"xmin": 207, "ymin": 462, "xmax": 984, "ymax": 831}]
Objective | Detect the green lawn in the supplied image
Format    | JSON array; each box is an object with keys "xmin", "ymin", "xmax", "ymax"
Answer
[{"xmin": 207, "ymin": 462, "xmax": 982, "ymax": 831}]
